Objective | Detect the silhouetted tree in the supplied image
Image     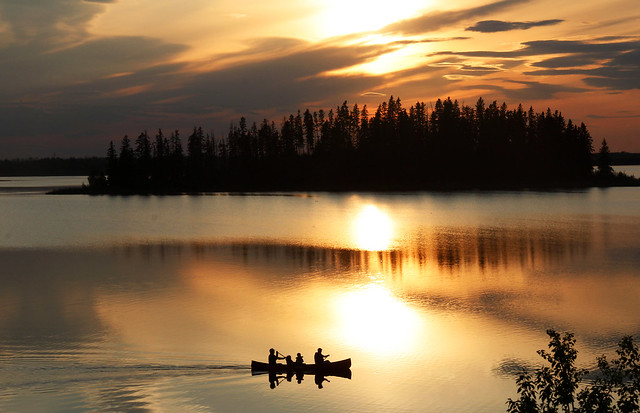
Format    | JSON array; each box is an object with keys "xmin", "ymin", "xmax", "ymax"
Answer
[
  {"xmin": 106, "ymin": 140, "xmax": 117, "ymax": 184},
  {"xmin": 303, "ymin": 109, "xmax": 315, "ymax": 154},
  {"xmin": 294, "ymin": 110, "xmax": 304, "ymax": 154},
  {"xmin": 357, "ymin": 104, "xmax": 370, "ymax": 149},
  {"xmin": 597, "ymin": 139, "xmax": 614, "ymax": 177},
  {"xmin": 187, "ymin": 126, "xmax": 205, "ymax": 187},
  {"xmin": 151, "ymin": 129, "xmax": 169, "ymax": 189},
  {"xmin": 508, "ymin": 331, "xmax": 640, "ymax": 413},
  {"xmin": 116, "ymin": 135, "xmax": 135, "ymax": 188},
  {"xmin": 134, "ymin": 131, "xmax": 152, "ymax": 188}
]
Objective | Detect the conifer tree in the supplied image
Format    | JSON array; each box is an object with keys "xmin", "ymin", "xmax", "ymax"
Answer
[
  {"xmin": 597, "ymin": 138, "xmax": 614, "ymax": 177},
  {"xmin": 106, "ymin": 140, "xmax": 117, "ymax": 184}
]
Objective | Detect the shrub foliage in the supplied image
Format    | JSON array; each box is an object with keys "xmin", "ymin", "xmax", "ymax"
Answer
[{"xmin": 507, "ymin": 330, "xmax": 640, "ymax": 413}]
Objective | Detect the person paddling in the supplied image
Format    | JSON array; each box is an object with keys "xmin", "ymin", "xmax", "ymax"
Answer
[
  {"xmin": 314, "ymin": 347, "xmax": 329, "ymax": 365},
  {"xmin": 268, "ymin": 348, "xmax": 285, "ymax": 366}
]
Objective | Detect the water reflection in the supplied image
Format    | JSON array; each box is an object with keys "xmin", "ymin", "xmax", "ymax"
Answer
[
  {"xmin": 335, "ymin": 284, "xmax": 421, "ymax": 354},
  {"xmin": 211, "ymin": 220, "xmax": 593, "ymax": 276},
  {"xmin": 103, "ymin": 230, "xmax": 638, "ymax": 345},
  {"xmin": 1, "ymin": 232, "xmax": 639, "ymax": 412},
  {"xmin": 256, "ymin": 369, "xmax": 352, "ymax": 390},
  {"xmin": 1, "ymin": 217, "xmax": 634, "ymax": 359}
]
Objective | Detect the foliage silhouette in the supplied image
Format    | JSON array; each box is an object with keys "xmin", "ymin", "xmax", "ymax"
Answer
[
  {"xmin": 596, "ymin": 139, "xmax": 614, "ymax": 177},
  {"xmin": 507, "ymin": 330, "xmax": 640, "ymax": 413},
  {"xmin": 85, "ymin": 96, "xmax": 639, "ymax": 193}
]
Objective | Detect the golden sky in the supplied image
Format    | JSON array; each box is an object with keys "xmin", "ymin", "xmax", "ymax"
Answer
[{"xmin": 1, "ymin": 0, "xmax": 639, "ymax": 157}]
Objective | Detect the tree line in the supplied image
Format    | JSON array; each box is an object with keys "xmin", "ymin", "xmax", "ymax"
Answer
[{"xmin": 88, "ymin": 96, "xmax": 628, "ymax": 193}]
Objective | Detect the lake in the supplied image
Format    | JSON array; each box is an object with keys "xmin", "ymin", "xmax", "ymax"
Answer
[{"xmin": 1, "ymin": 176, "xmax": 639, "ymax": 412}]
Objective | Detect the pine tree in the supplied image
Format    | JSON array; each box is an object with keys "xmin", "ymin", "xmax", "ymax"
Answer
[
  {"xmin": 597, "ymin": 138, "xmax": 614, "ymax": 177},
  {"xmin": 106, "ymin": 140, "xmax": 117, "ymax": 184}
]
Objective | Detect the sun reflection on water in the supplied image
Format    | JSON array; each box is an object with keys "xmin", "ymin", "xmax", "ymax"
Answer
[
  {"xmin": 352, "ymin": 204, "xmax": 393, "ymax": 251},
  {"xmin": 335, "ymin": 284, "xmax": 422, "ymax": 355}
]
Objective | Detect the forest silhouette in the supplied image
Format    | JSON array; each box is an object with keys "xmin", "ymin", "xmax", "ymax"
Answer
[{"xmin": 86, "ymin": 96, "xmax": 636, "ymax": 193}]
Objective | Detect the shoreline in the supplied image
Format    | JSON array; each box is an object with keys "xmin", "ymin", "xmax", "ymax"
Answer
[{"xmin": 48, "ymin": 174, "xmax": 640, "ymax": 195}]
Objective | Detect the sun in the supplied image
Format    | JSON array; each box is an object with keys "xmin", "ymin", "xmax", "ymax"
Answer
[
  {"xmin": 316, "ymin": 0, "xmax": 429, "ymax": 38},
  {"xmin": 352, "ymin": 204, "xmax": 394, "ymax": 251}
]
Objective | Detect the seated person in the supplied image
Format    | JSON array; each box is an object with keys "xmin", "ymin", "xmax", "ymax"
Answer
[{"xmin": 285, "ymin": 355, "xmax": 294, "ymax": 368}]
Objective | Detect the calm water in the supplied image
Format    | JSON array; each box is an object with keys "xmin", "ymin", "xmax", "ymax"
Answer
[{"xmin": 1, "ymin": 176, "xmax": 640, "ymax": 412}]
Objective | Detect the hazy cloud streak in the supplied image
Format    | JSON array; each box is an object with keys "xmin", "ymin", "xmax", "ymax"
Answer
[
  {"xmin": 380, "ymin": 0, "xmax": 532, "ymax": 35},
  {"xmin": 465, "ymin": 19, "xmax": 563, "ymax": 32}
]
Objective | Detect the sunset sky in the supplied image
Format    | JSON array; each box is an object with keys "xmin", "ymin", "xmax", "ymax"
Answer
[{"xmin": 1, "ymin": 0, "xmax": 639, "ymax": 157}]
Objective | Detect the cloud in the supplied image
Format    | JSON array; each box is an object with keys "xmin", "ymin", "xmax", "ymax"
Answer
[
  {"xmin": 465, "ymin": 19, "xmax": 563, "ymax": 32},
  {"xmin": 432, "ymin": 60, "xmax": 504, "ymax": 74},
  {"xmin": 431, "ymin": 38, "xmax": 640, "ymax": 91},
  {"xmin": 505, "ymin": 80, "xmax": 586, "ymax": 99},
  {"xmin": 587, "ymin": 113, "xmax": 640, "ymax": 119},
  {"xmin": 380, "ymin": 0, "xmax": 531, "ymax": 35},
  {"xmin": 390, "ymin": 37, "xmax": 471, "ymax": 46},
  {"xmin": 432, "ymin": 39, "xmax": 640, "ymax": 59},
  {"xmin": 0, "ymin": 37, "xmax": 187, "ymax": 98},
  {"xmin": 523, "ymin": 42, "xmax": 640, "ymax": 90},
  {"xmin": 0, "ymin": 0, "xmax": 190, "ymax": 155},
  {"xmin": 0, "ymin": 0, "xmax": 186, "ymax": 98},
  {"xmin": 460, "ymin": 79, "xmax": 586, "ymax": 101},
  {"xmin": 583, "ymin": 73, "xmax": 640, "ymax": 91},
  {"xmin": 583, "ymin": 14, "xmax": 640, "ymax": 32},
  {"xmin": 176, "ymin": 41, "xmax": 393, "ymax": 113},
  {"xmin": 523, "ymin": 39, "xmax": 639, "ymax": 55},
  {"xmin": 521, "ymin": 67, "xmax": 640, "ymax": 91},
  {"xmin": 0, "ymin": 0, "xmax": 100, "ymax": 43},
  {"xmin": 530, "ymin": 55, "xmax": 602, "ymax": 68},
  {"xmin": 0, "ymin": 34, "xmax": 397, "ymax": 156}
]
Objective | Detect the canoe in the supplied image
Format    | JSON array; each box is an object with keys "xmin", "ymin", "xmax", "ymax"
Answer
[{"xmin": 251, "ymin": 358, "xmax": 351, "ymax": 376}]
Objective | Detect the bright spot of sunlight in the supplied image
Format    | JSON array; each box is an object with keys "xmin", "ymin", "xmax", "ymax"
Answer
[
  {"xmin": 324, "ymin": 38, "xmax": 427, "ymax": 76},
  {"xmin": 315, "ymin": 0, "xmax": 429, "ymax": 37},
  {"xmin": 353, "ymin": 204, "xmax": 393, "ymax": 251},
  {"xmin": 336, "ymin": 284, "xmax": 422, "ymax": 354}
]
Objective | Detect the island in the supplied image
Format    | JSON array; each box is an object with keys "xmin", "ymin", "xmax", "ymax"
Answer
[{"xmin": 47, "ymin": 97, "xmax": 640, "ymax": 194}]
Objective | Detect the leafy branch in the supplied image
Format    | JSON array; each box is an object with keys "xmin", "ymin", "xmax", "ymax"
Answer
[{"xmin": 507, "ymin": 330, "xmax": 640, "ymax": 413}]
